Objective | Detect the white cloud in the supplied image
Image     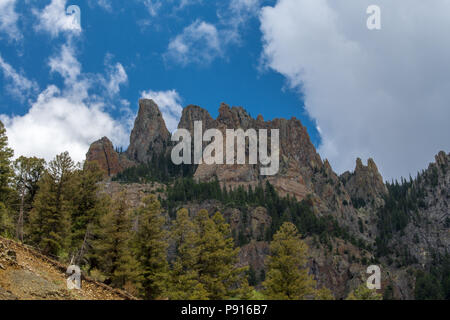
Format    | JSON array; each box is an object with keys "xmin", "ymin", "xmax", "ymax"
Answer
[
  {"xmin": 1, "ymin": 85, "xmax": 128, "ymax": 163},
  {"xmin": 143, "ymin": 0, "xmax": 162, "ymax": 17},
  {"xmin": 0, "ymin": 0, "xmax": 21, "ymax": 41},
  {"xmin": 178, "ymin": 0, "xmax": 202, "ymax": 9},
  {"xmin": 49, "ymin": 43, "xmax": 81, "ymax": 83},
  {"xmin": 95, "ymin": 0, "xmax": 112, "ymax": 12},
  {"xmin": 0, "ymin": 54, "xmax": 38, "ymax": 101},
  {"xmin": 260, "ymin": 0, "xmax": 450, "ymax": 180},
  {"xmin": 140, "ymin": 89, "xmax": 183, "ymax": 132},
  {"xmin": 1, "ymin": 42, "xmax": 130, "ymax": 163},
  {"xmin": 102, "ymin": 61, "xmax": 128, "ymax": 96},
  {"xmin": 166, "ymin": 1, "xmax": 263, "ymax": 66},
  {"xmin": 166, "ymin": 20, "xmax": 221, "ymax": 65},
  {"xmin": 34, "ymin": 0, "xmax": 81, "ymax": 37},
  {"xmin": 217, "ymin": 0, "xmax": 262, "ymax": 44},
  {"xmin": 48, "ymin": 42, "xmax": 91, "ymax": 102}
]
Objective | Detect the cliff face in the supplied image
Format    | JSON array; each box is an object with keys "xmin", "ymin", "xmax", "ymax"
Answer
[
  {"xmin": 85, "ymin": 99, "xmax": 449, "ymax": 299},
  {"xmin": 85, "ymin": 137, "xmax": 133, "ymax": 177},
  {"xmin": 126, "ymin": 99, "xmax": 170, "ymax": 163},
  {"xmin": 341, "ymin": 158, "xmax": 388, "ymax": 208},
  {"xmin": 388, "ymin": 151, "xmax": 449, "ymax": 266}
]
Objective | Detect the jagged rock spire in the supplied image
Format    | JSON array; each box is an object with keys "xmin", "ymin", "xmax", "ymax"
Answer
[{"xmin": 126, "ymin": 99, "xmax": 170, "ymax": 163}]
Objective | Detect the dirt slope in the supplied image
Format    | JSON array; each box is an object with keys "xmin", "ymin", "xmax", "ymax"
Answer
[{"xmin": 0, "ymin": 237, "xmax": 136, "ymax": 300}]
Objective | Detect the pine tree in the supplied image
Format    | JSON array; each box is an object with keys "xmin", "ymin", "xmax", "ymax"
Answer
[
  {"xmin": 0, "ymin": 121, "xmax": 13, "ymax": 202},
  {"xmin": 346, "ymin": 284, "xmax": 383, "ymax": 300},
  {"xmin": 29, "ymin": 152, "xmax": 75, "ymax": 256},
  {"xmin": 70, "ymin": 161, "xmax": 107, "ymax": 259},
  {"xmin": 263, "ymin": 222, "xmax": 316, "ymax": 300},
  {"xmin": 167, "ymin": 208, "xmax": 208, "ymax": 300},
  {"xmin": 195, "ymin": 210, "xmax": 249, "ymax": 299},
  {"xmin": 133, "ymin": 195, "xmax": 169, "ymax": 299},
  {"xmin": 13, "ymin": 156, "xmax": 46, "ymax": 242},
  {"xmin": 315, "ymin": 286, "xmax": 335, "ymax": 300},
  {"xmin": 91, "ymin": 192, "xmax": 141, "ymax": 291},
  {"xmin": 0, "ymin": 121, "xmax": 13, "ymax": 236}
]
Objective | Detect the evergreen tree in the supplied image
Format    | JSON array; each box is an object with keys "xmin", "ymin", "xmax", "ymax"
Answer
[
  {"xmin": 70, "ymin": 161, "xmax": 107, "ymax": 259},
  {"xmin": 167, "ymin": 208, "xmax": 208, "ymax": 300},
  {"xmin": 91, "ymin": 192, "xmax": 141, "ymax": 291},
  {"xmin": 315, "ymin": 287, "xmax": 335, "ymax": 300},
  {"xmin": 195, "ymin": 210, "xmax": 249, "ymax": 299},
  {"xmin": 0, "ymin": 121, "xmax": 13, "ymax": 202},
  {"xmin": 29, "ymin": 152, "xmax": 75, "ymax": 256},
  {"xmin": 0, "ymin": 121, "xmax": 13, "ymax": 236},
  {"xmin": 133, "ymin": 195, "xmax": 169, "ymax": 299},
  {"xmin": 346, "ymin": 283, "xmax": 383, "ymax": 300},
  {"xmin": 263, "ymin": 222, "xmax": 316, "ymax": 300},
  {"xmin": 13, "ymin": 156, "xmax": 46, "ymax": 242}
]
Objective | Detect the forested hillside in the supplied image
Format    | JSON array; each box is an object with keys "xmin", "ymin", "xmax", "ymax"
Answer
[{"xmin": 0, "ymin": 100, "xmax": 448, "ymax": 300}]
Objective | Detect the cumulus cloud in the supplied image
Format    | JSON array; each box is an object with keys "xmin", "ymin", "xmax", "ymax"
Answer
[
  {"xmin": 101, "ymin": 61, "xmax": 128, "ymax": 97},
  {"xmin": 140, "ymin": 89, "xmax": 183, "ymax": 132},
  {"xmin": 1, "ymin": 43, "xmax": 130, "ymax": 163},
  {"xmin": 0, "ymin": 0, "xmax": 21, "ymax": 41},
  {"xmin": 0, "ymin": 54, "xmax": 38, "ymax": 101},
  {"xmin": 260, "ymin": 0, "xmax": 450, "ymax": 179},
  {"xmin": 1, "ymin": 86, "xmax": 128, "ymax": 163},
  {"xmin": 49, "ymin": 43, "xmax": 81, "ymax": 83},
  {"xmin": 34, "ymin": 0, "xmax": 81, "ymax": 37},
  {"xmin": 166, "ymin": 20, "xmax": 221, "ymax": 65},
  {"xmin": 166, "ymin": 1, "xmax": 263, "ymax": 66}
]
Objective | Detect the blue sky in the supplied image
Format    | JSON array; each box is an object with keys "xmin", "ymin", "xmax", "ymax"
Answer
[
  {"xmin": 0, "ymin": 0, "xmax": 320, "ymax": 159},
  {"xmin": 1, "ymin": 0, "xmax": 449, "ymax": 180}
]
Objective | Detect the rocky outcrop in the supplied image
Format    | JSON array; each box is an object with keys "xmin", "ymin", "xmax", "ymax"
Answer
[
  {"xmin": 387, "ymin": 151, "xmax": 449, "ymax": 267},
  {"xmin": 85, "ymin": 137, "xmax": 133, "ymax": 177},
  {"xmin": 340, "ymin": 158, "xmax": 387, "ymax": 208},
  {"xmin": 126, "ymin": 99, "xmax": 170, "ymax": 163}
]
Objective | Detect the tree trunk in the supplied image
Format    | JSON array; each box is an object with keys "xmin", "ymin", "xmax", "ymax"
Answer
[{"xmin": 16, "ymin": 191, "xmax": 24, "ymax": 242}]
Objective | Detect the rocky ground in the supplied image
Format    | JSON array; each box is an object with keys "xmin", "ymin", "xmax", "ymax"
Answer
[{"xmin": 0, "ymin": 237, "xmax": 135, "ymax": 300}]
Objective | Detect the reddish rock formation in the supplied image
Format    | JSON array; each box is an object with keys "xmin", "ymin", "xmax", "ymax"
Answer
[{"xmin": 85, "ymin": 137, "xmax": 124, "ymax": 177}]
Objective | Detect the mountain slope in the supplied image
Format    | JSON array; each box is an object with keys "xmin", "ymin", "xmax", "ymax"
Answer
[{"xmin": 0, "ymin": 237, "xmax": 136, "ymax": 300}]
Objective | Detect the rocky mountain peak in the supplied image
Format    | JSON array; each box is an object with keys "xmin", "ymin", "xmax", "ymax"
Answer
[
  {"xmin": 85, "ymin": 136, "xmax": 121, "ymax": 177},
  {"xmin": 178, "ymin": 104, "xmax": 216, "ymax": 132},
  {"xmin": 435, "ymin": 150, "xmax": 448, "ymax": 167},
  {"xmin": 126, "ymin": 99, "xmax": 170, "ymax": 163},
  {"xmin": 217, "ymin": 103, "xmax": 253, "ymax": 129},
  {"xmin": 85, "ymin": 136, "xmax": 134, "ymax": 177},
  {"xmin": 342, "ymin": 157, "xmax": 387, "ymax": 207}
]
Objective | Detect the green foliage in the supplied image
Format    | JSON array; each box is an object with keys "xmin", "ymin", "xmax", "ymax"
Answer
[
  {"xmin": 195, "ymin": 210, "xmax": 249, "ymax": 299},
  {"xmin": 0, "ymin": 121, "xmax": 13, "ymax": 203},
  {"xmin": 166, "ymin": 178, "xmax": 356, "ymax": 244},
  {"xmin": 376, "ymin": 177, "xmax": 426, "ymax": 256},
  {"xmin": 415, "ymin": 254, "xmax": 450, "ymax": 300},
  {"xmin": 346, "ymin": 284, "xmax": 382, "ymax": 300},
  {"xmin": 90, "ymin": 192, "xmax": 141, "ymax": 292},
  {"xmin": 29, "ymin": 152, "xmax": 75, "ymax": 256},
  {"xmin": 167, "ymin": 208, "xmax": 208, "ymax": 300},
  {"xmin": 13, "ymin": 156, "xmax": 46, "ymax": 200},
  {"xmin": 132, "ymin": 195, "xmax": 169, "ymax": 299},
  {"xmin": 70, "ymin": 161, "xmax": 107, "ymax": 253},
  {"xmin": 13, "ymin": 156, "xmax": 46, "ymax": 242},
  {"xmin": 0, "ymin": 201, "xmax": 13, "ymax": 237},
  {"xmin": 113, "ymin": 153, "xmax": 195, "ymax": 183},
  {"xmin": 263, "ymin": 222, "xmax": 316, "ymax": 300},
  {"xmin": 167, "ymin": 208, "xmax": 250, "ymax": 300}
]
